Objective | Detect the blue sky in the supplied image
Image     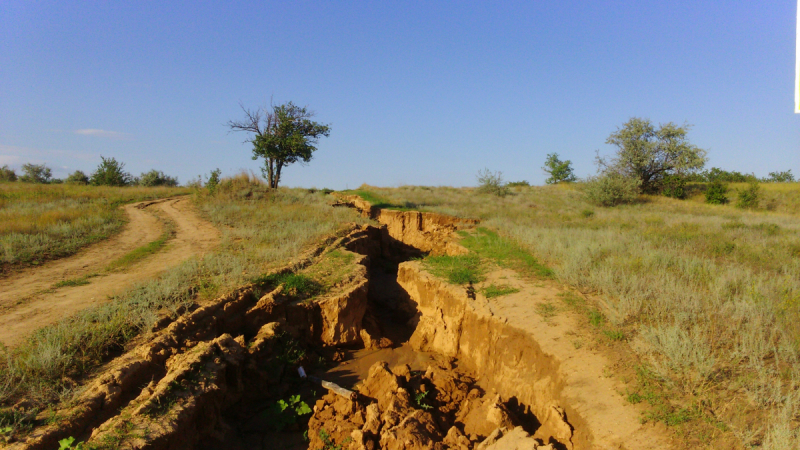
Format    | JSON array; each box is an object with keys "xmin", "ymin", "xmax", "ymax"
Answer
[{"xmin": 1, "ymin": 1, "xmax": 798, "ymax": 188}]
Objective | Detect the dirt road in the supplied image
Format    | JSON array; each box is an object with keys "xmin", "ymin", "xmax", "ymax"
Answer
[{"xmin": 0, "ymin": 197, "xmax": 220, "ymax": 347}]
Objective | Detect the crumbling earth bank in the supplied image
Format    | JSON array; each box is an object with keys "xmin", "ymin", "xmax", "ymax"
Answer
[{"xmin": 307, "ymin": 361, "xmax": 555, "ymax": 450}]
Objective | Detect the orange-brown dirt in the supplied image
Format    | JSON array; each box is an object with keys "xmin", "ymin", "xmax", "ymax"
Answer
[
  {"xmin": 308, "ymin": 360, "xmax": 554, "ymax": 450},
  {"xmin": 0, "ymin": 197, "xmax": 220, "ymax": 347},
  {"xmin": 5, "ymin": 198, "xmax": 677, "ymax": 450}
]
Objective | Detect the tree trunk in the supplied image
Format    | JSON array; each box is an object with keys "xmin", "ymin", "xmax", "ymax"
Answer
[{"xmin": 273, "ymin": 163, "xmax": 283, "ymax": 188}]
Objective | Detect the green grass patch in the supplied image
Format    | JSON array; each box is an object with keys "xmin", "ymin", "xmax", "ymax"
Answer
[
  {"xmin": 535, "ymin": 302, "xmax": 558, "ymax": 319},
  {"xmin": 603, "ymin": 329, "xmax": 626, "ymax": 341},
  {"xmin": 481, "ymin": 283, "xmax": 519, "ymax": 298},
  {"xmin": 458, "ymin": 228, "xmax": 554, "ymax": 279},
  {"xmin": 252, "ymin": 272, "xmax": 322, "ymax": 298},
  {"xmin": 52, "ymin": 274, "xmax": 98, "ymax": 288},
  {"xmin": 588, "ymin": 309, "xmax": 605, "ymax": 327},
  {"xmin": 423, "ymin": 253, "xmax": 484, "ymax": 285},
  {"xmin": 106, "ymin": 224, "xmax": 174, "ymax": 271}
]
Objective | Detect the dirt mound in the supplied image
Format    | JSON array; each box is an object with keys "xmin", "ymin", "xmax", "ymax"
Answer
[{"xmin": 307, "ymin": 360, "xmax": 555, "ymax": 450}]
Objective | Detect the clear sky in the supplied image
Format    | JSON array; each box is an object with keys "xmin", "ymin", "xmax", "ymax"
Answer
[{"xmin": 1, "ymin": 1, "xmax": 798, "ymax": 188}]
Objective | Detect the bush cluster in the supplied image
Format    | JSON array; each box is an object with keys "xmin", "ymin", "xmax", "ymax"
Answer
[
  {"xmin": 686, "ymin": 167, "xmax": 796, "ymax": 184},
  {"xmin": 736, "ymin": 182, "xmax": 760, "ymax": 209},
  {"xmin": 137, "ymin": 170, "xmax": 178, "ymax": 187},
  {"xmin": 660, "ymin": 174, "xmax": 687, "ymax": 199},
  {"xmin": 0, "ymin": 165, "xmax": 17, "ymax": 182},
  {"xmin": 19, "ymin": 163, "xmax": 52, "ymax": 184},
  {"xmin": 5, "ymin": 157, "xmax": 183, "ymax": 188},
  {"xmin": 584, "ymin": 172, "xmax": 641, "ymax": 206},
  {"xmin": 705, "ymin": 180, "xmax": 729, "ymax": 204},
  {"xmin": 476, "ymin": 168, "xmax": 510, "ymax": 197},
  {"xmin": 65, "ymin": 170, "xmax": 89, "ymax": 185}
]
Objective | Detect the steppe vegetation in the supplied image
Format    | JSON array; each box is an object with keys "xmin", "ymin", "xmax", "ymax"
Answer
[
  {"xmin": 0, "ymin": 156, "xmax": 189, "ymax": 272},
  {"xmin": 0, "ymin": 174, "xmax": 367, "ymax": 438},
  {"xmin": 354, "ymin": 181, "xmax": 800, "ymax": 448},
  {"xmin": 0, "ymin": 183, "xmax": 189, "ymax": 271}
]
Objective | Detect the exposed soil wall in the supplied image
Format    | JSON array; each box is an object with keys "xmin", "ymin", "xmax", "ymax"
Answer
[
  {"xmin": 334, "ymin": 195, "xmax": 477, "ymax": 257},
  {"xmin": 399, "ymin": 262, "xmax": 578, "ymax": 448}
]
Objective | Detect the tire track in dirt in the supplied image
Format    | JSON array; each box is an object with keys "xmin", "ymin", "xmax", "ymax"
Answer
[{"xmin": 0, "ymin": 197, "xmax": 220, "ymax": 347}]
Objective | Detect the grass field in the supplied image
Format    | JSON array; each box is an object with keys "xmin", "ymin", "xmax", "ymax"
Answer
[
  {"xmin": 0, "ymin": 183, "xmax": 191, "ymax": 272},
  {"xmin": 357, "ymin": 182, "xmax": 800, "ymax": 448},
  {"xmin": 0, "ymin": 175, "xmax": 369, "ymax": 430}
]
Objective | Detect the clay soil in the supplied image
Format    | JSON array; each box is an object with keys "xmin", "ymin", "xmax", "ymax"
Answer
[{"xmin": 0, "ymin": 197, "xmax": 220, "ymax": 347}]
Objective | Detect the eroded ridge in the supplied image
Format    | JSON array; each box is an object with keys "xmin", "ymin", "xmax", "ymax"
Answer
[{"xmin": 7, "ymin": 227, "xmax": 371, "ymax": 449}]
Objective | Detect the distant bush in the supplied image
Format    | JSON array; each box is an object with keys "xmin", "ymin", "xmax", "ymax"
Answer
[
  {"xmin": 206, "ymin": 168, "xmax": 221, "ymax": 193},
  {"xmin": 542, "ymin": 153, "xmax": 577, "ymax": 184},
  {"xmin": 184, "ymin": 175, "xmax": 203, "ymax": 189},
  {"xmin": 705, "ymin": 180, "xmax": 729, "ymax": 205},
  {"xmin": 687, "ymin": 167, "xmax": 757, "ymax": 183},
  {"xmin": 0, "ymin": 165, "xmax": 17, "ymax": 182},
  {"xmin": 583, "ymin": 172, "xmax": 640, "ymax": 207},
  {"xmin": 138, "ymin": 170, "xmax": 178, "ymax": 187},
  {"xmin": 764, "ymin": 170, "xmax": 795, "ymax": 183},
  {"xmin": 506, "ymin": 180, "xmax": 530, "ymax": 187},
  {"xmin": 65, "ymin": 170, "xmax": 89, "ymax": 185},
  {"xmin": 476, "ymin": 168, "xmax": 510, "ymax": 197},
  {"xmin": 90, "ymin": 156, "xmax": 131, "ymax": 186},
  {"xmin": 19, "ymin": 163, "xmax": 52, "ymax": 184},
  {"xmin": 736, "ymin": 181, "xmax": 760, "ymax": 209},
  {"xmin": 661, "ymin": 174, "xmax": 687, "ymax": 199}
]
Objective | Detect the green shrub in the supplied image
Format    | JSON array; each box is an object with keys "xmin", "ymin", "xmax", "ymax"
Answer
[
  {"xmin": 64, "ymin": 170, "xmax": 89, "ymax": 185},
  {"xmin": 90, "ymin": 156, "xmax": 131, "ymax": 186},
  {"xmin": 482, "ymin": 284, "xmax": 520, "ymax": 298},
  {"xmin": 764, "ymin": 170, "xmax": 795, "ymax": 183},
  {"xmin": 506, "ymin": 180, "xmax": 530, "ymax": 187},
  {"xmin": 583, "ymin": 172, "xmax": 640, "ymax": 207},
  {"xmin": 19, "ymin": 163, "xmax": 52, "ymax": 184},
  {"xmin": 542, "ymin": 153, "xmax": 577, "ymax": 184},
  {"xmin": 0, "ymin": 165, "xmax": 17, "ymax": 182},
  {"xmin": 661, "ymin": 175, "xmax": 686, "ymax": 199},
  {"xmin": 704, "ymin": 180, "xmax": 729, "ymax": 205},
  {"xmin": 206, "ymin": 169, "xmax": 221, "ymax": 193},
  {"xmin": 476, "ymin": 168, "xmax": 510, "ymax": 197},
  {"xmin": 138, "ymin": 170, "xmax": 178, "ymax": 187},
  {"xmin": 736, "ymin": 181, "xmax": 760, "ymax": 209}
]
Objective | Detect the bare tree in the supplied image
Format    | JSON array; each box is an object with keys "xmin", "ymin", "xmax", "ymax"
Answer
[{"xmin": 228, "ymin": 101, "xmax": 330, "ymax": 188}]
